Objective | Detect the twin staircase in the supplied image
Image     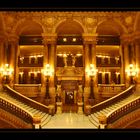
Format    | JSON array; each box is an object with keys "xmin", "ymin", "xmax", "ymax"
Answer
[
  {"xmin": 0, "ymin": 84, "xmax": 140, "ymax": 128},
  {"xmin": 0, "ymin": 85, "xmax": 54, "ymax": 128},
  {"xmin": 88, "ymin": 92, "xmax": 139, "ymax": 128}
]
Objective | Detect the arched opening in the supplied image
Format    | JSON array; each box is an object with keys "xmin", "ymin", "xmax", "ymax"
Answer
[
  {"xmin": 96, "ymin": 20, "xmax": 123, "ymax": 100},
  {"xmin": 55, "ymin": 20, "xmax": 84, "ymax": 112},
  {"xmin": 16, "ymin": 21, "xmax": 44, "ymax": 96}
]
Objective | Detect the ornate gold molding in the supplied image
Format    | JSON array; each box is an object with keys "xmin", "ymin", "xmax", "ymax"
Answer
[{"xmin": 82, "ymin": 33, "xmax": 98, "ymax": 45}]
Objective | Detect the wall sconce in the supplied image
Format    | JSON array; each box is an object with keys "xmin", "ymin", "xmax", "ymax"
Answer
[
  {"xmin": 125, "ymin": 64, "xmax": 139, "ymax": 84},
  {"xmin": 42, "ymin": 64, "xmax": 53, "ymax": 99},
  {"xmin": 0, "ymin": 64, "xmax": 13, "ymax": 84}
]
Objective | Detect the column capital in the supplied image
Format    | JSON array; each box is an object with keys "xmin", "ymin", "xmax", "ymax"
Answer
[
  {"xmin": 120, "ymin": 33, "xmax": 134, "ymax": 45},
  {"xmin": 7, "ymin": 34, "xmax": 19, "ymax": 44},
  {"xmin": 132, "ymin": 31, "xmax": 140, "ymax": 45},
  {"xmin": 0, "ymin": 35, "xmax": 7, "ymax": 42},
  {"xmin": 82, "ymin": 33, "xmax": 98, "ymax": 45},
  {"xmin": 42, "ymin": 33, "xmax": 57, "ymax": 45}
]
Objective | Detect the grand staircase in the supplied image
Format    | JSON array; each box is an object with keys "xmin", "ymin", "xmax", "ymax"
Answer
[
  {"xmin": 0, "ymin": 84, "xmax": 140, "ymax": 128},
  {"xmin": 88, "ymin": 92, "xmax": 139, "ymax": 128},
  {"xmin": 0, "ymin": 87, "xmax": 53, "ymax": 128}
]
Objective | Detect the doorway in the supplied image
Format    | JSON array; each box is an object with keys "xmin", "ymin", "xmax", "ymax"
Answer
[{"xmin": 65, "ymin": 91, "xmax": 74, "ymax": 104}]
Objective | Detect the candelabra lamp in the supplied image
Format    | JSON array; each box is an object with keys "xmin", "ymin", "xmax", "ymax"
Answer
[
  {"xmin": 125, "ymin": 64, "xmax": 139, "ymax": 85},
  {"xmin": 0, "ymin": 64, "xmax": 13, "ymax": 85}
]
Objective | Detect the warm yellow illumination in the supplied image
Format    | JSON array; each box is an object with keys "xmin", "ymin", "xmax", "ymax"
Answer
[
  {"xmin": 63, "ymin": 38, "xmax": 67, "ymax": 42},
  {"xmin": 42, "ymin": 64, "xmax": 53, "ymax": 77},
  {"xmin": 87, "ymin": 64, "xmax": 98, "ymax": 77},
  {"xmin": 125, "ymin": 64, "xmax": 139, "ymax": 77},
  {"xmin": 0, "ymin": 64, "xmax": 13, "ymax": 76},
  {"xmin": 72, "ymin": 38, "xmax": 76, "ymax": 42},
  {"xmin": 76, "ymin": 53, "xmax": 82, "ymax": 57}
]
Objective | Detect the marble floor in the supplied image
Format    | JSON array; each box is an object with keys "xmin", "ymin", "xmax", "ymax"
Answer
[{"xmin": 42, "ymin": 113, "xmax": 97, "ymax": 129}]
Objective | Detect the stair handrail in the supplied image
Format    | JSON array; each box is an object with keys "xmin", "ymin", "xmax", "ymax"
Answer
[
  {"xmin": 106, "ymin": 95, "xmax": 140, "ymax": 127},
  {"xmin": 4, "ymin": 85, "xmax": 50, "ymax": 114},
  {"xmin": 0, "ymin": 96, "xmax": 33, "ymax": 126},
  {"xmin": 90, "ymin": 85, "xmax": 135, "ymax": 113}
]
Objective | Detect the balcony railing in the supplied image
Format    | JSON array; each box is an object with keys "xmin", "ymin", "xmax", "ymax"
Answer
[
  {"xmin": 18, "ymin": 56, "xmax": 43, "ymax": 67},
  {"xmin": 98, "ymin": 84, "xmax": 126, "ymax": 98},
  {"xmin": 96, "ymin": 56, "xmax": 121, "ymax": 67}
]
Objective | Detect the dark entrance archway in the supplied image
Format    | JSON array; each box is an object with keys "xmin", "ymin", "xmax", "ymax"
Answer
[{"xmin": 65, "ymin": 91, "xmax": 74, "ymax": 104}]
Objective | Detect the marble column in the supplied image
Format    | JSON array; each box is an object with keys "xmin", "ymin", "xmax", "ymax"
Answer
[
  {"xmin": 82, "ymin": 33, "xmax": 98, "ymax": 106},
  {"xmin": 49, "ymin": 42, "xmax": 56, "ymax": 104},
  {"xmin": 119, "ymin": 44, "xmax": 125, "ymax": 84},
  {"xmin": 41, "ymin": 36, "xmax": 49, "ymax": 96},
  {"xmin": 42, "ymin": 33, "xmax": 57, "ymax": 104},
  {"xmin": 124, "ymin": 42, "xmax": 131, "ymax": 87},
  {"xmin": 83, "ymin": 43, "xmax": 90, "ymax": 104},
  {"xmin": 8, "ymin": 34, "xmax": 19, "ymax": 87},
  {"xmin": 0, "ymin": 35, "xmax": 6, "ymax": 90},
  {"xmin": 91, "ymin": 37, "xmax": 98, "ymax": 101},
  {"xmin": 135, "ymin": 40, "xmax": 140, "ymax": 91}
]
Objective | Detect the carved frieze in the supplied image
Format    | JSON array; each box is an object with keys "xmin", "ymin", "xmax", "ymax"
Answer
[{"xmin": 0, "ymin": 11, "xmax": 139, "ymax": 38}]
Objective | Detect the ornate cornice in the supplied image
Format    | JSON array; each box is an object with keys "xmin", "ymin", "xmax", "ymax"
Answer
[
  {"xmin": 1, "ymin": 11, "xmax": 139, "ymax": 36},
  {"xmin": 82, "ymin": 33, "xmax": 98, "ymax": 45},
  {"xmin": 42, "ymin": 33, "xmax": 57, "ymax": 45}
]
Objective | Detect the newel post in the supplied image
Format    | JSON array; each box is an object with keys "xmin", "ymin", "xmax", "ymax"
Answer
[
  {"xmin": 33, "ymin": 115, "xmax": 41, "ymax": 129},
  {"xmin": 98, "ymin": 114, "xmax": 107, "ymax": 129}
]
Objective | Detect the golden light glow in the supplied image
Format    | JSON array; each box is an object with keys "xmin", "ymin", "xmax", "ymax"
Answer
[
  {"xmin": 42, "ymin": 64, "xmax": 53, "ymax": 77},
  {"xmin": 86, "ymin": 64, "xmax": 98, "ymax": 77},
  {"xmin": 63, "ymin": 38, "xmax": 67, "ymax": 42},
  {"xmin": 0, "ymin": 64, "xmax": 13, "ymax": 76},
  {"xmin": 125, "ymin": 64, "xmax": 139, "ymax": 77},
  {"xmin": 72, "ymin": 38, "xmax": 76, "ymax": 42}
]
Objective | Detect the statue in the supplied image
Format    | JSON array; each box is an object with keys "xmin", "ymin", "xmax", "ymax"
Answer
[
  {"xmin": 56, "ymin": 85, "xmax": 61, "ymax": 102},
  {"xmin": 77, "ymin": 85, "xmax": 83, "ymax": 102},
  {"xmin": 72, "ymin": 55, "xmax": 76, "ymax": 67}
]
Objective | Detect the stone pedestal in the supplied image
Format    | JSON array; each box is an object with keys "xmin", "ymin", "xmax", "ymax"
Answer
[
  {"xmin": 98, "ymin": 114, "xmax": 107, "ymax": 129},
  {"xmin": 56, "ymin": 102, "xmax": 62, "ymax": 114},
  {"xmin": 33, "ymin": 115, "xmax": 41, "ymax": 129},
  {"xmin": 77, "ymin": 102, "xmax": 83, "ymax": 114}
]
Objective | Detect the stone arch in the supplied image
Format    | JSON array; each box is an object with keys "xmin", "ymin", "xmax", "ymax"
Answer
[
  {"xmin": 134, "ymin": 12, "xmax": 140, "ymax": 32},
  {"xmin": 96, "ymin": 19, "xmax": 127, "ymax": 35},
  {"xmin": 13, "ymin": 19, "xmax": 44, "ymax": 36},
  {"xmin": 0, "ymin": 13, "xmax": 5, "ymax": 34},
  {"xmin": 53, "ymin": 19, "xmax": 86, "ymax": 34}
]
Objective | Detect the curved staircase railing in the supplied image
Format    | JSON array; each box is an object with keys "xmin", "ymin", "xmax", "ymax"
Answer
[
  {"xmin": 90, "ymin": 85, "xmax": 135, "ymax": 113},
  {"xmin": 4, "ymin": 85, "xmax": 54, "ymax": 115},
  {"xmin": 106, "ymin": 95, "xmax": 140, "ymax": 128},
  {"xmin": 0, "ymin": 96, "xmax": 33, "ymax": 128}
]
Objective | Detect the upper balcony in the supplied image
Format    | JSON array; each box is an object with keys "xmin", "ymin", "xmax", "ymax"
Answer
[
  {"xmin": 18, "ymin": 55, "xmax": 43, "ymax": 67},
  {"xmin": 96, "ymin": 56, "xmax": 121, "ymax": 67}
]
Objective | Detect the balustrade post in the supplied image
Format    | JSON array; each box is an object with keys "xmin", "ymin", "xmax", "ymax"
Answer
[
  {"xmin": 33, "ymin": 115, "xmax": 41, "ymax": 129},
  {"xmin": 77, "ymin": 102, "xmax": 83, "ymax": 114},
  {"xmin": 56, "ymin": 101, "xmax": 62, "ymax": 114},
  {"xmin": 98, "ymin": 114, "xmax": 107, "ymax": 129}
]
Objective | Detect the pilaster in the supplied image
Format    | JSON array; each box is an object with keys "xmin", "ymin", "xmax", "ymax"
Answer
[
  {"xmin": 42, "ymin": 33, "xmax": 57, "ymax": 104},
  {"xmin": 120, "ymin": 34, "xmax": 133, "ymax": 87},
  {"xmin": 7, "ymin": 34, "xmax": 19, "ymax": 86},
  {"xmin": 82, "ymin": 33, "xmax": 98, "ymax": 104}
]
